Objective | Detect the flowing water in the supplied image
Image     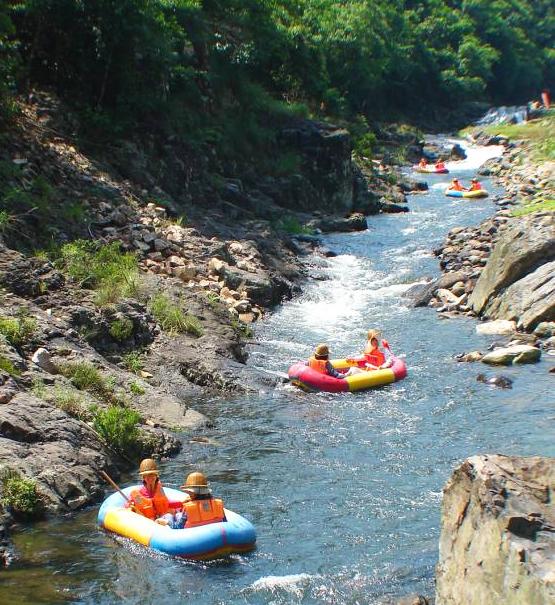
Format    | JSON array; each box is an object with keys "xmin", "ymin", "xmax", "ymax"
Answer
[{"xmin": 2, "ymin": 144, "xmax": 554, "ymax": 605}]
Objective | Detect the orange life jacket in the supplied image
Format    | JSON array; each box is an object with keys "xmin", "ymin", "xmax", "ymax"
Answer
[
  {"xmin": 364, "ymin": 342, "xmax": 386, "ymax": 367},
  {"xmin": 183, "ymin": 498, "xmax": 225, "ymax": 528},
  {"xmin": 129, "ymin": 482, "xmax": 171, "ymax": 520},
  {"xmin": 418, "ymin": 160, "xmax": 427, "ymax": 168},
  {"xmin": 435, "ymin": 162, "xmax": 445, "ymax": 170},
  {"xmin": 308, "ymin": 357, "xmax": 328, "ymax": 374},
  {"xmin": 470, "ymin": 182, "xmax": 482, "ymax": 191},
  {"xmin": 451, "ymin": 182, "xmax": 464, "ymax": 191}
]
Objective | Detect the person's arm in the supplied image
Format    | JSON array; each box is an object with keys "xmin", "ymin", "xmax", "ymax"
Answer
[{"xmin": 326, "ymin": 361, "xmax": 344, "ymax": 379}]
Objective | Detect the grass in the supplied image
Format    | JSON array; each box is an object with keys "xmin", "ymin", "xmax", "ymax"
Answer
[
  {"xmin": 511, "ymin": 198, "xmax": 555, "ymax": 217},
  {"xmin": 0, "ymin": 210, "xmax": 12, "ymax": 233},
  {"xmin": 129, "ymin": 381, "xmax": 145, "ymax": 396},
  {"xmin": 148, "ymin": 293, "xmax": 203, "ymax": 336},
  {"xmin": 0, "ymin": 312, "xmax": 37, "ymax": 347},
  {"xmin": 56, "ymin": 240, "xmax": 139, "ymax": 306},
  {"xmin": 109, "ymin": 317, "xmax": 134, "ymax": 341},
  {"xmin": 231, "ymin": 318, "xmax": 254, "ymax": 338},
  {"xmin": 465, "ymin": 112, "xmax": 555, "ymax": 162},
  {"xmin": 91, "ymin": 405, "xmax": 142, "ymax": 455},
  {"xmin": 273, "ymin": 216, "xmax": 314, "ymax": 236},
  {"xmin": 0, "ymin": 354, "xmax": 20, "ymax": 376},
  {"xmin": 52, "ymin": 385, "xmax": 89, "ymax": 420},
  {"xmin": 122, "ymin": 350, "xmax": 144, "ymax": 374},
  {"xmin": 0, "ymin": 470, "xmax": 41, "ymax": 519}
]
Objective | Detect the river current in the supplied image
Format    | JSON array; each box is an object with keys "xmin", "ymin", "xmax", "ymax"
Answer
[{"xmin": 2, "ymin": 143, "xmax": 554, "ymax": 605}]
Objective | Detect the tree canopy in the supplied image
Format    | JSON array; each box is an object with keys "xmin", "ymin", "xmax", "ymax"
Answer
[{"xmin": 2, "ymin": 1, "xmax": 554, "ymax": 138}]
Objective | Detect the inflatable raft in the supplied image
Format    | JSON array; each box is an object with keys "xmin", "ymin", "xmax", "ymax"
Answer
[
  {"xmin": 413, "ymin": 165, "xmax": 449, "ymax": 174},
  {"xmin": 444, "ymin": 189, "xmax": 488, "ymax": 198},
  {"xmin": 98, "ymin": 486, "xmax": 256, "ymax": 560},
  {"xmin": 288, "ymin": 355, "xmax": 407, "ymax": 393}
]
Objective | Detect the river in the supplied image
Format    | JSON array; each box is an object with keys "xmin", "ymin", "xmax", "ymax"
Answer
[{"xmin": 2, "ymin": 143, "xmax": 554, "ymax": 605}]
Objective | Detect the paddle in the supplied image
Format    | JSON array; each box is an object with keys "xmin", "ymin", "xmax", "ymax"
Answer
[{"xmin": 99, "ymin": 470, "xmax": 131, "ymax": 503}]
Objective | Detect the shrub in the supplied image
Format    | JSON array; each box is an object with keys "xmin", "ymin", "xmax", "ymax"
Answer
[
  {"xmin": 129, "ymin": 381, "xmax": 145, "ymax": 396},
  {"xmin": 109, "ymin": 317, "xmax": 134, "ymax": 341},
  {"xmin": 0, "ymin": 354, "xmax": 19, "ymax": 376},
  {"xmin": 122, "ymin": 351, "xmax": 144, "ymax": 374},
  {"xmin": 273, "ymin": 216, "xmax": 314, "ymax": 235},
  {"xmin": 148, "ymin": 293, "xmax": 203, "ymax": 336},
  {"xmin": 1, "ymin": 470, "xmax": 41, "ymax": 518},
  {"xmin": 52, "ymin": 385, "xmax": 89, "ymax": 419},
  {"xmin": 0, "ymin": 313, "xmax": 37, "ymax": 346},
  {"xmin": 231, "ymin": 318, "xmax": 254, "ymax": 338},
  {"xmin": 91, "ymin": 405, "xmax": 141, "ymax": 455},
  {"xmin": 0, "ymin": 210, "xmax": 11, "ymax": 233},
  {"xmin": 57, "ymin": 240, "xmax": 138, "ymax": 306}
]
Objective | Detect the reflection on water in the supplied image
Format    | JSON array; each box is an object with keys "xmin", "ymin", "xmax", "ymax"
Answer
[{"xmin": 2, "ymin": 142, "xmax": 554, "ymax": 604}]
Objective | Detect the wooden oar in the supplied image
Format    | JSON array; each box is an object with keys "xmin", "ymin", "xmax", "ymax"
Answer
[{"xmin": 99, "ymin": 470, "xmax": 130, "ymax": 503}]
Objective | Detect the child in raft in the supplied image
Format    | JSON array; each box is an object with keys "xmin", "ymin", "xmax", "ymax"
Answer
[
  {"xmin": 347, "ymin": 329, "xmax": 393, "ymax": 370},
  {"xmin": 435, "ymin": 160, "xmax": 446, "ymax": 171},
  {"xmin": 469, "ymin": 178, "xmax": 483, "ymax": 191},
  {"xmin": 306, "ymin": 343, "xmax": 360, "ymax": 377},
  {"xmin": 418, "ymin": 158, "xmax": 428, "ymax": 169},
  {"xmin": 448, "ymin": 178, "xmax": 468, "ymax": 192}
]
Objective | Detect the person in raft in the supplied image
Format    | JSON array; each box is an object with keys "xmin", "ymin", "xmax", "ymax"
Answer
[
  {"xmin": 418, "ymin": 158, "xmax": 428, "ymax": 169},
  {"xmin": 307, "ymin": 343, "xmax": 350, "ymax": 378},
  {"xmin": 348, "ymin": 329, "xmax": 393, "ymax": 370},
  {"xmin": 469, "ymin": 178, "xmax": 483, "ymax": 191},
  {"xmin": 435, "ymin": 160, "xmax": 446, "ymax": 171},
  {"xmin": 126, "ymin": 458, "xmax": 181, "ymax": 526},
  {"xmin": 448, "ymin": 177, "xmax": 468, "ymax": 192},
  {"xmin": 178, "ymin": 472, "xmax": 226, "ymax": 528}
]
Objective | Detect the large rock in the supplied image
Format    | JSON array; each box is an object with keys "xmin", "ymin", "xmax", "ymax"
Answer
[
  {"xmin": 405, "ymin": 271, "xmax": 469, "ymax": 308},
  {"xmin": 481, "ymin": 344, "xmax": 541, "ymax": 365},
  {"xmin": 483, "ymin": 261, "xmax": 555, "ymax": 331},
  {"xmin": 436, "ymin": 455, "xmax": 555, "ymax": 605},
  {"xmin": 308, "ymin": 213, "xmax": 367, "ymax": 233},
  {"xmin": 469, "ymin": 214, "xmax": 555, "ymax": 319},
  {"xmin": 475, "ymin": 320, "xmax": 516, "ymax": 335}
]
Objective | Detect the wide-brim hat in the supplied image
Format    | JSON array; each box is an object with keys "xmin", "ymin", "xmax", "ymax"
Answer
[
  {"xmin": 179, "ymin": 484, "xmax": 212, "ymax": 494},
  {"xmin": 367, "ymin": 329, "xmax": 380, "ymax": 341}
]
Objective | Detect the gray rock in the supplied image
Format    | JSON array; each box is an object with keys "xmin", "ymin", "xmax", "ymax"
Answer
[
  {"xmin": 308, "ymin": 213, "xmax": 367, "ymax": 233},
  {"xmin": 476, "ymin": 373, "xmax": 513, "ymax": 388},
  {"xmin": 31, "ymin": 348, "xmax": 57, "ymax": 374},
  {"xmin": 475, "ymin": 320, "xmax": 516, "ymax": 335},
  {"xmin": 405, "ymin": 272, "xmax": 469, "ymax": 307},
  {"xmin": 481, "ymin": 344, "xmax": 541, "ymax": 365},
  {"xmin": 436, "ymin": 454, "xmax": 555, "ymax": 605},
  {"xmin": 484, "ymin": 261, "xmax": 555, "ymax": 331},
  {"xmin": 469, "ymin": 214, "xmax": 555, "ymax": 319}
]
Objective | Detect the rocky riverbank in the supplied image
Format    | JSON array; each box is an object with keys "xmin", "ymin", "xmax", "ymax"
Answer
[
  {"xmin": 406, "ymin": 118, "xmax": 555, "ymax": 370},
  {"xmin": 0, "ymin": 91, "xmax": 429, "ymax": 563}
]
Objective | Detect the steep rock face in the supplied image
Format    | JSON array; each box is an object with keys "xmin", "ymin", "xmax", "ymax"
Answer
[
  {"xmin": 277, "ymin": 120, "xmax": 353, "ymax": 213},
  {"xmin": 0, "ymin": 394, "xmax": 117, "ymax": 513},
  {"xmin": 436, "ymin": 455, "xmax": 555, "ymax": 605},
  {"xmin": 484, "ymin": 260, "xmax": 555, "ymax": 330},
  {"xmin": 469, "ymin": 214, "xmax": 555, "ymax": 328}
]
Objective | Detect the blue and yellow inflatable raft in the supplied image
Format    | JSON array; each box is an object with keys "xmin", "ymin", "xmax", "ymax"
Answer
[{"xmin": 98, "ymin": 486, "xmax": 256, "ymax": 560}]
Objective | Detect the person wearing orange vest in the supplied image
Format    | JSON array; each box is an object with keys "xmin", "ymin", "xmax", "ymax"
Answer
[
  {"xmin": 306, "ymin": 343, "xmax": 346, "ymax": 378},
  {"xmin": 179, "ymin": 472, "xmax": 226, "ymax": 528},
  {"xmin": 362, "ymin": 329, "xmax": 393, "ymax": 370},
  {"xmin": 435, "ymin": 160, "xmax": 446, "ymax": 171},
  {"xmin": 449, "ymin": 178, "xmax": 467, "ymax": 192},
  {"xmin": 418, "ymin": 158, "xmax": 428, "ymax": 169},
  {"xmin": 469, "ymin": 178, "xmax": 482, "ymax": 191},
  {"xmin": 126, "ymin": 458, "xmax": 179, "ymax": 526}
]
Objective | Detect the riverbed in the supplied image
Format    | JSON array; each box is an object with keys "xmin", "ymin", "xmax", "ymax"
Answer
[{"xmin": 2, "ymin": 143, "xmax": 554, "ymax": 605}]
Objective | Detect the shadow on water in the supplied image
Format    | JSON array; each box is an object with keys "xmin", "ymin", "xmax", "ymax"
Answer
[{"xmin": 2, "ymin": 142, "xmax": 554, "ymax": 604}]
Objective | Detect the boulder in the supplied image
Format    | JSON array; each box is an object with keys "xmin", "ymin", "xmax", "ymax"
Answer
[
  {"xmin": 476, "ymin": 373, "xmax": 513, "ymax": 388},
  {"xmin": 469, "ymin": 214, "xmax": 555, "ymax": 317},
  {"xmin": 534, "ymin": 322, "xmax": 555, "ymax": 338},
  {"xmin": 456, "ymin": 351, "xmax": 483, "ymax": 362},
  {"xmin": 308, "ymin": 213, "xmax": 367, "ymax": 233},
  {"xmin": 475, "ymin": 320, "xmax": 516, "ymax": 335},
  {"xmin": 436, "ymin": 455, "xmax": 555, "ymax": 605},
  {"xmin": 481, "ymin": 345, "xmax": 541, "ymax": 365},
  {"xmin": 31, "ymin": 348, "xmax": 57, "ymax": 374},
  {"xmin": 483, "ymin": 261, "xmax": 555, "ymax": 331},
  {"xmin": 405, "ymin": 272, "xmax": 469, "ymax": 308}
]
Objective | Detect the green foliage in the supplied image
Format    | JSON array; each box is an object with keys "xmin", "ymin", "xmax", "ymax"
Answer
[
  {"xmin": 0, "ymin": 354, "xmax": 19, "ymax": 376},
  {"xmin": 109, "ymin": 317, "xmax": 134, "ymax": 342},
  {"xmin": 0, "ymin": 210, "xmax": 12, "ymax": 232},
  {"xmin": 0, "ymin": 312, "xmax": 37, "ymax": 347},
  {"xmin": 273, "ymin": 216, "xmax": 314, "ymax": 235},
  {"xmin": 0, "ymin": 470, "xmax": 41, "ymax": 518},
  {"xmin": 129, "ymin": 381, "xmax": 145, "ymax": 396},
  {"xmin": 231, "ymin": 318, "xmax": 254, "ymax": 339},
  {"xmin": 512, "ymin": 199, "xmax": 555, "ymax": 217},
  {"xmin": 57, "ymin": 240, "xmax": 138, "ymax": 306},
  {"xmin": 52, "ymin": 385, "xmax": 89, "ymax": 420},
  {"xmin": 57, "ymin": 361, "xmax": 120, "ymax": 406},
  {"xmin": 122, "ymin": 351, "xmax": 144, "ymax": 374},
  {"xmin": 148, "ymin": 293, "xmax": 203, "ymax": 336},
  {"xmin": 91, "ymin": 405, "xmax": 141, "ymax": 455}
]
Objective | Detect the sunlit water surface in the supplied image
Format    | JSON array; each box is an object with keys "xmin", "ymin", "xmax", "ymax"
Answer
[{"xmin": 2, "ymin": 144, "xmax": 554, "ymax": 605}]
